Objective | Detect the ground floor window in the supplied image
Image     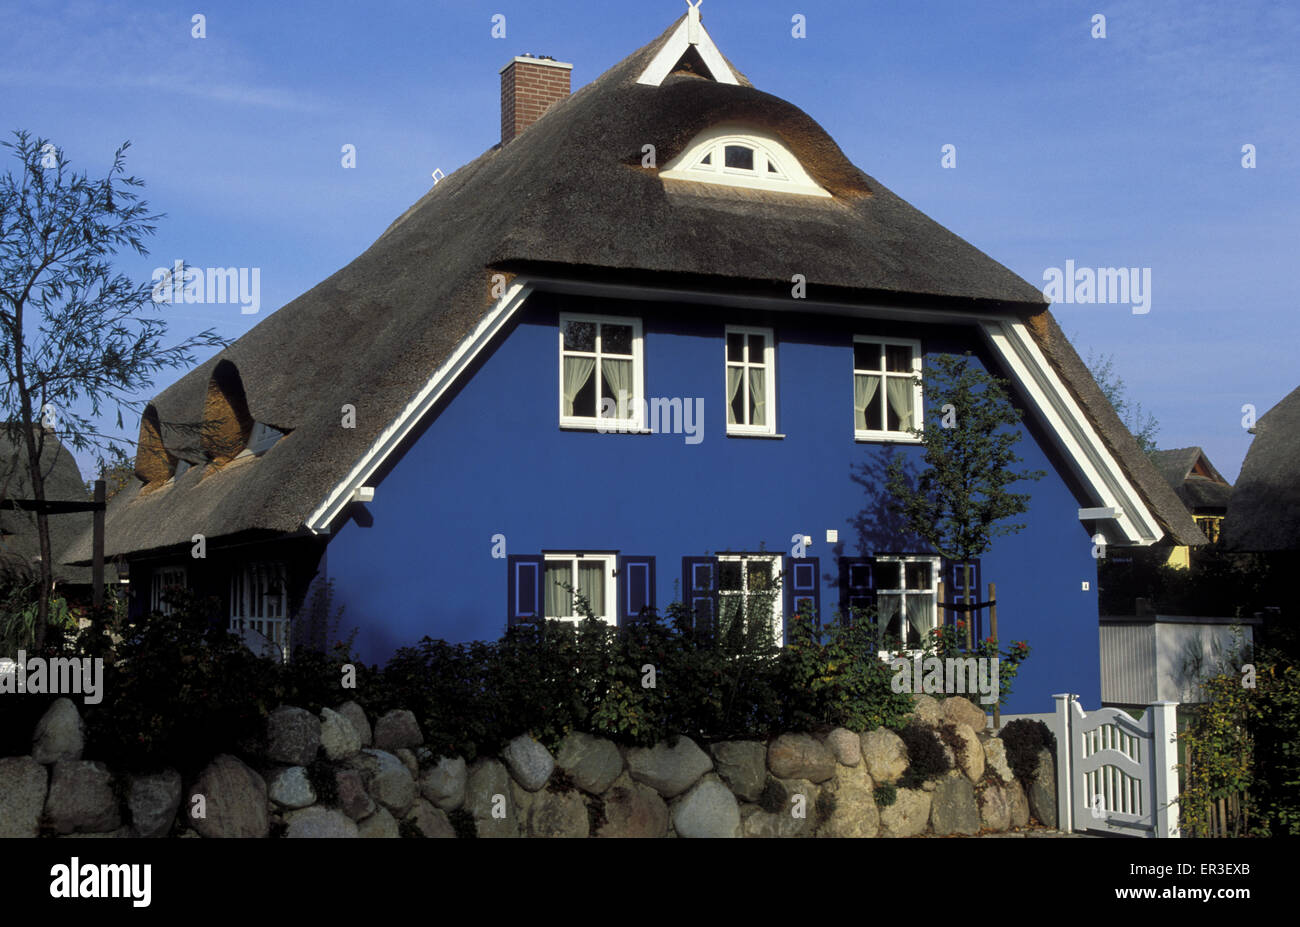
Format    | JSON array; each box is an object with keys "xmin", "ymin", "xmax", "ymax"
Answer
[
  {"xmin": 543, "ymin": 553, "xmax": 617, "ymax": 625},
  {"xmin": 230, "ymin": 561, "xmax": 289, "ymax": 660},
  {"xmin": 716, "ymin": 554, "xmax": 783, "ymax": 648},
  {"xmin": 150, "ymin": 565, "xmax": 188, "ymax": 616}
]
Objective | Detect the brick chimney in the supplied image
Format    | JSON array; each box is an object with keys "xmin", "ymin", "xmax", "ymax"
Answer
[{"xmin": 500, "ymin": 55, "xmax": 572, "ymax": 146}]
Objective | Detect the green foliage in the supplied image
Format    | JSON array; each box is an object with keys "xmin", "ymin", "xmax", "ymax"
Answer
[
  {"xmin": 448, "ymin": 807, "xmax": 477, "ymax": 839},
  {"xmin": 305, "ymin": 758, "xmax": 338, "ymax": 806},
  {"xmin": 999, "ymin": 718, "xmax": 1056, "ymax": 789},
  {"xmin": 898, "ymin": 722, "xmax": 950, "ymax": 788},
  {"xmin": 885, "ymin": 353, "xmax": 1044, "ymax": 565},
  {"xmin": 1085, "ymin": 349, "xmax": 1160, "ymax": 457},
  {"xmin": 923, "ymin": 619, "xmax": 1032, "ymax": 709},
  {"xmin": 1181, "ymin": 628, "xmax": 1300, "ymax": 838},
  {"xmin": 873, "ymin": 782, "xmax": 898, "ymax": 807},
  {"xmin": 758, "ymin": 778, "xmax": 785, "ymax": 814}
]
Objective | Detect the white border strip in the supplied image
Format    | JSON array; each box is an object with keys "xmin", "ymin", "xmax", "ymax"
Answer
[
  {"xmin": 304, "ymin": 281, "xmax": 532, "ymax": 533},
  {"xmin": 982, "ymin": 320, "xmax": 1161, "ymax": 545}
]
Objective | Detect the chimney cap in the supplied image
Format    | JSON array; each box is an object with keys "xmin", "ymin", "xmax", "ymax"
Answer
[{"xmin": 499, "ymin": 55, "xmax": 573, "ymax": 74}]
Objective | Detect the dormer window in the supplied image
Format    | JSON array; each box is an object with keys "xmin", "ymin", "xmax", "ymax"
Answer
[{"xmin": 659, "ymin": 125, "xmax": 831, "ymax": 198}]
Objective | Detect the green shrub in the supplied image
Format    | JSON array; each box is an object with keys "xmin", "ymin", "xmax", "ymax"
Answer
[
  {"xmin": 873, "ymin": 783, "xmax": 897, "ymax": 807},
  {"xmin": 999, "ymin": 718, "xmax": 1056, "ymax": 789},
  {"xmin": 898, "ymin": 722, "xmax": 950, "ymax": 788},
  {"xmin": 448, "ymin": 808, "xmax": 477, "ymax": 839}
]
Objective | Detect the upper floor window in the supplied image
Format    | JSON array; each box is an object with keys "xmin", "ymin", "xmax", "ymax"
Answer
[
  {"xmin": 726, "ymin": 326, "xmax": 776, "ymax": 436},
  {"xmin": 658, "ymin": 125, "xmax": 832, "ymax": 198},
  {"xmin": 558, "ymin": 314, "xmax": 644, "ymax": 431},
  {"xmin": 854, "ymin": 337, "xmax": 922, "ymax": 441}
]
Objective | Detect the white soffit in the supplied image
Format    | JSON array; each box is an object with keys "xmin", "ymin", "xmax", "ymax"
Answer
[{"xmin": 636, "ymin": 11, "xmax": 740, "ymax": 87}]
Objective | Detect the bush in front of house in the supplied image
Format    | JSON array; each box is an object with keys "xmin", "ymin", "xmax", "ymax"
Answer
[
  {"xmin": 45, "ymin": 589, "xmax": 921, "ymax": 770},
  {"xmin": 998, "ymin": 717, "xmax": 1057, "ymax": 790}
]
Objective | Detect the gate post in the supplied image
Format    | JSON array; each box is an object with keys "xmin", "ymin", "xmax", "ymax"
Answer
[
  {"xmin": 1052, "ymin": 693, "xmax": 1074, "ymax": 834},
  {"xmin": 1151, "ymin": 700, "xmax": 1180, "ymax": 838}
]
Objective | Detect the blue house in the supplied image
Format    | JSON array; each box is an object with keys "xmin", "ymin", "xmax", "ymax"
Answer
[{"xmin": 68, "ymin": 12, "xmax": 1202, "ymax": 712}]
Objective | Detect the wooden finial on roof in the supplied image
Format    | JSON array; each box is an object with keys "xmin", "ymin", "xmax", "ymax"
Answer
[{"xmin": 687, "ymin": 0, "xmax": 702, "ymax": 45}]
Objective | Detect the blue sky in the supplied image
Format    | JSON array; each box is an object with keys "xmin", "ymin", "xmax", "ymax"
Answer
[{"xmin": 2, "ymin": 0, "xmax": 1296, "ymax": 483}]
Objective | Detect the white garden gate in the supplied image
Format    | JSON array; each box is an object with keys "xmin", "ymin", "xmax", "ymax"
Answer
[{"xmin": 1048, "ymin": 694, "xmax": 1180, "ymax": 838}]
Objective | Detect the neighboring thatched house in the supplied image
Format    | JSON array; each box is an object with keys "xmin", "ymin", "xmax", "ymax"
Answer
[
  {"xmin": 1224, "ymin": 385, "xmax": 1300, "ymax": 554},
  {"xmin": 0, "ymin": 427, "xmax": 96, "ymax": 593},
  {"xmin": 1148, "ymin": 447, "xmax": 1233, "ymax": 566},
  {"xmin": 67, "ymin": 11, "xmax": 1202, "ymax": 710}
]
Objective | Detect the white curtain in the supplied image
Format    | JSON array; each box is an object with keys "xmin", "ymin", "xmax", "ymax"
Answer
[
  {"xmin": 886, "ymin": 377, "xmax": 913, "ymax": 430},
  {"xmin": 726, "ymin": 367, "xmax": 743, "ymax": 425},
  {"xmin": 905, "ymin": 594, "xmax": 931, "ymax": 646},
  {"xmin": 749, "ymin": 367, "xmax": 766, "ymax": 426},
  {"xmin": 544, "ymin": 562, "xmax": 569, "ymax": 618},
  {"xmin": 577, "ymin": 562, "xmax": 604, "ymax": 616},
  {"xmin": 855, "ymin": 373, "xmax": 880, "ymax": 430},
  {"xmin": 878, "ymin": 594, "xmax": 901, "ymax": 641},
  {"xmin": 562, "ymin": 356, "xmax": 596, "ymax": 416},
  {"xmin": 601, "ymin": 358, "xmax": 632, "ymax": 418}
]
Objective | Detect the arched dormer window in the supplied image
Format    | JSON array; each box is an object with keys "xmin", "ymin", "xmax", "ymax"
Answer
[
  {"xmin": 659, "ymin": 125, "xmax": 831, "ymax": 198},
  {"xmin": 203, "ymin": 360, "xmax": 254, "ymax": 464},
  {"xmin": 135, "ymin": 405, "xmax": 176, "ymax": 485}
]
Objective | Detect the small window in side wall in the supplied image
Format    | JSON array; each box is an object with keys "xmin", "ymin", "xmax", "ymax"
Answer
[
  {"xmin": 725, "ymin": 326, "xmax": 776, "ymax": 435},
  {"xmin": 853, "ymin": 337, "xmax": 922, "ymax": 441},
  {"xmin": 558, "ymin": 314, "xmax": 645, "ymax": 431},
  {"xmin": 230, "ymin": 561, "xmax": 289, "ymax": 661},
  {"xmin": 151, "ymin": 566, "xmax": 188, "ymax": 615}
]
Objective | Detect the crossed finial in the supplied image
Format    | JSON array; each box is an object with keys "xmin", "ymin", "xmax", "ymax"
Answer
[
  {"xmin": 686, "ymin": 0, "xmax": 702, "ymax": 43},
  {"xmin": 686, "ymin": 0, "xmax": 702, "ymax": 9}
]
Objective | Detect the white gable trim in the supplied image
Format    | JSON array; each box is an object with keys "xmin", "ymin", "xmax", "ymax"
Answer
[
  {"xmin": 980, "ymin": 320, "xmax": 1162, "ymax": 546},
  {"xmin": 304, "ymin": 280, "xmax": 533, "ymax": 533},
  {"xmin": 636, "ymin": 16, "xmax": 739, "ymax": 86}
]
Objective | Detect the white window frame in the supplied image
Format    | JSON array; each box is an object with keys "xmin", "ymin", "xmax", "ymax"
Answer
[
  {"xmin": 874, "ymin": 554, "xmax": 940, "ymax": 657},
  {"xmin": 557, "ymin": 313, "xmax": 645, "ymax": 432},
  {"xmin": 716, "ymin": 554, "xmax": 783, "ymax": 647},
  {"xmin": 542, "ymin": 553, "xmax": 617, "ymax": 626},
  {"xmin": 725, "ymin": 325, "xmax": 777, "ymax": 436},
  {"xmin": 150, "ymin": 565, "xmax": 188, "ymax": 616},
  {"xmin": 230, "ymin": 561, "xmax": 290, "ymax": 660},
  {"xmin": 658, "ymin": 125, "xmax": 832, "ymax": 198},
  {"xmin": 853, "ymin": 335, "xmax": 923, "ymax": 443}
]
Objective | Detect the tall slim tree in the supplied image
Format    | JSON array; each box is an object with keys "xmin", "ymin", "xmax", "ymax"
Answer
[
  {"xmin": 0, "ymin": 131, "xmax": 224, "ymax": 647},
  {"xmin": 885, "ymin": 353, "xmax": 1044, "ymax": 647}
]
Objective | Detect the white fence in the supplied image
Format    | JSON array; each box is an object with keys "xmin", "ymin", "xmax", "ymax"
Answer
[{"xmin": 1048, "ymin": 694, "xmax": 1180, "ymax": 838}]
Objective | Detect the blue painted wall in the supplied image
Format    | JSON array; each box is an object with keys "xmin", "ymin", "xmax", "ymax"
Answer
[{"xmin": 327, "ymin": 293, "xmax": 1101, "ymax": 713}]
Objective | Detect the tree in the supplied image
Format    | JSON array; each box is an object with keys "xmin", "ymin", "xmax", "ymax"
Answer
[
  {"xmin": 1085, "ymin": 349, "xmax": 1160, "ymax": 456},
  {"xmin": 884, "ymin": 353, "xmax": 1045, "ymax": 646},
  {"xmin": 0, "ymin": 131, "xmax": 224, "ymax": 648}
]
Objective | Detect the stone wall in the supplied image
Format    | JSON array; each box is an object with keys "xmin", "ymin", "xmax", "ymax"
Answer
[{"xmin": 0, "ymin": 694, "xmax": 1058, "ymax": 838}]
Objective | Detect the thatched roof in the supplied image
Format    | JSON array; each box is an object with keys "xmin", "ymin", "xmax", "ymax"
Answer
[
  {"xmin": 1149, "ymin": 447, "xmax": 1233, "ymax": 514},
  {"xmin": 0, "ymin": 427, "xmax": 96, "ymax": 584},
  {"xmin": 1224, "ymin": 386, "xmax": 1300, "ymax": 551},
  {"xmin": 66, "ymin": 14, "xmax": 1206, "ymax": 562}
]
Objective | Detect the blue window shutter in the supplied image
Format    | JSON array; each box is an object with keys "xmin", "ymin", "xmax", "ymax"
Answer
[
  {"xmin": 507, "ymin": 554, "xmax": 545, "ymax": 626},
  {"xmin": 617, "ymin": 555, "xmax": 656, "ymax": 625},
  {"xmin": 946, "ymin": 559, "xmax": 983, "ymax": 638},
  {"xmin": 784, "ymin": 555, "xmax": 820, "ymax": 621},
  {"xmin": 839, "ymin": 557, "xmax": 875, "ymax": 623},
  {"xmin": 681, "ymin": 556, "xmax": 717, "ymax": 637}
]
